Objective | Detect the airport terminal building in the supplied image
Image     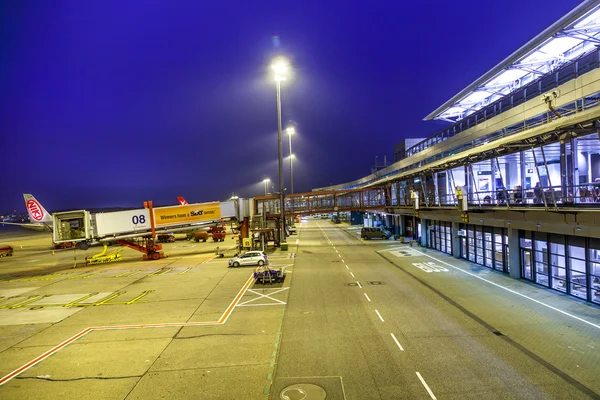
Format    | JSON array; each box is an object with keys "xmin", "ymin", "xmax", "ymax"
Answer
[{"xmin": 316, "ymin": 1, "xmax": 600, "ymax": 305}]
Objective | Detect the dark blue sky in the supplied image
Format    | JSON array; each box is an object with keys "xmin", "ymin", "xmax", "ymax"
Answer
[{"xmin": 0, "ymin": 0, "xmax": 583, "ymax": 212}]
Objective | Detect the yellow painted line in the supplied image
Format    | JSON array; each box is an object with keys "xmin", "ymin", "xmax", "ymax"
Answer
[
  {"xmin": 94, "ymin": 292, "xmax": 125, "ymax": 306},
  {"xmin": 67, "ymin": 272, "xmax": 91, "ymax": 280},
  {"xmin": 114, "ymin": 270, "xmax": 137, "ymax": 278},
  {"xmin": 82, "ymin": 272, "xmax": 102, "ymax": 279},
  {"xmin": 0, "ymin": 297, "xmax": 35, "ymax": 309},
  {"xmin": 9, "ymin": 295, "xmax": 50, "ymax": 309},
  {"xmin": 146, "ymin": 268, "xmax": 166, "ymax": 277},
  {"xmin": 126, "ymin": 290, "xmax": 154, "ymax": 305},
  {"xmin": 179, "ymin": 267, "xmax": 193, "ymax": 275},
  {"xmin": 156, "ymin": 268, "xmax": 171, "ymax": 276},
  {"xmin": 63, "ymin": 293, "xmax": 100, "ymax": 308}
]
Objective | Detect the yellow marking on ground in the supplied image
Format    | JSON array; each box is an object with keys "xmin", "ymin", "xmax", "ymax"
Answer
[
  {"xmin": 7, "ymin": 295, "xmax": 50, "ymax": 309},
  {"xmin": 179, "ymin": 266, "xmax": 193, "ymax": 275},
  {"xmin": 93, "ymin": 291, "xmax": 125, "ymax": 306},
  {"xmin": 63, "ymin": 293, "xmax": 100, "ymax": 308}
]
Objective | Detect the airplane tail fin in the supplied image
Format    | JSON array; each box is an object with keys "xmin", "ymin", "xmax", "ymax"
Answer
[
  {"xmin": 177, "ymin": 196, "xmax": 188, "ymax": 205},
  {"xmin": 23, "ymin": 194, "xmax": 52, "ymax": 223}
]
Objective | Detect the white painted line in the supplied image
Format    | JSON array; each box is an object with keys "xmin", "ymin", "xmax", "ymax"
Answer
[
  {"xmin": 338, "ymin": 254, "xmax": 341, "ymax": 258},
  {"xmin": 356, "ymin": 281, "xmax": 362, "ymax": 289},
  {"xmin": 350, "ymin": 272, "xmax": 355, "ymax": 278},
  {"xmin": 390, "ymin": 333, "xmax": 404, "ymax": 351},
  {"xmin": 416, "ymin": 372, "xmax": 436, "ymax": 399},
  {"xmin": 411, "ymin": 249, "xmax": 600, "ymax": 330},
  {"xmin": 341, "ymin": 259, "xmax": 344, "ymax": 263},
  {"xmin": 364, "ymin": 293, "xmax": 371, "ymax": 302},
  {"xmin": 345, "ymin": 265, "xmax": 349, "ymax": 269},
  {"xmin": 375, "ymin": 309, "xmax": 385, "ymax": 322},
  {"xmin": 335, "ymin": 249, "xmax": 338, "ymax": 253},
  {"xmin": 295, "ymin": 239, "xmax": 299, "ymax": 245}
]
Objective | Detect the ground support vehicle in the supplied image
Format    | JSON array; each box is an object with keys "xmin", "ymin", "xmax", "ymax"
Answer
[
  {"xmin": 190, "ymin": 225, "xmax": 227, "ymax": 242},
  {"xmin": 157, "ymin": 234, "xmax": 176, "ymax": 243},
  {"xmin": 85, "ymin": 244, "xmax": 124, "ymax": 265},
  {"xmin": 215, "ymin": 246, "xmax": 239, "ymax": 258},
  {"xmin": 53, "ymin": 241, "xmax": 77, "ymax": 250},
  {"xmin": 254, "ymin": 266, "xmax": 286, "ymax": 284},
  {"xmin": 0, "ymin": 246, "xmax": 13, "ymax": 257}
]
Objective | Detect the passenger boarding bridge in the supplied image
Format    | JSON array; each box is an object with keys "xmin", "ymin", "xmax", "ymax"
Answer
[{"xmin": 51, "ymin": 200, "xmax": 248, "ymax": 260}]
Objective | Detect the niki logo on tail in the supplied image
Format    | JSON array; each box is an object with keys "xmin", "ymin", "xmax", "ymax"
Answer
[
  {"xmin": 177, "ymin": 196, "xmax": 188, "ymax": 205},
  {"xmin": 26, "ymin": 199, "xmax": 46, "ymax": 221},
  {"xmin": 0, "ymin": 194, "xmax": 53, "ymax": 231}
]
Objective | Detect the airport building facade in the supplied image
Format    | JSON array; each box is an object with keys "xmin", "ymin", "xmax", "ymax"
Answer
[{"xmin": 316, "ymin": 1, "xmax": 600, "ymax": 305}]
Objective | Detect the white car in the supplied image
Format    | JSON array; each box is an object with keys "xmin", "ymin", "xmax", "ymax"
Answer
[{"xmin": 228, "ymin": 251, "xmax": 268, "ymax": 268}]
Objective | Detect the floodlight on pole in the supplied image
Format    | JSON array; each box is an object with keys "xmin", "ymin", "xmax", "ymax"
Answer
[
  {"xmin": 271, "ymin": 57, "xmax": 289, "ymax": 245},
  {"xmin": 263, "ymin": 178, "xmax": 270, "ymax": 196}
]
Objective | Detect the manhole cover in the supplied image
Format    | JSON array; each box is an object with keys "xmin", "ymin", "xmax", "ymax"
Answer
[
  {"xmin": 280, "ymin": 384, "xmax": 327, "ymax": 400},
  {"xmin": 367, "ymin": 281, "xmax": 385, "ymax": 285}
]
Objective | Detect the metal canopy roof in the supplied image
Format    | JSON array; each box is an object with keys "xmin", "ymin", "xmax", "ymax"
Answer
[{"xmin": 425, "ymin": 0, "xmax": 600, "ymax": 123}]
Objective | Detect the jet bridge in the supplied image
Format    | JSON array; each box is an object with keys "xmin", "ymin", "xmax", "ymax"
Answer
[{"xmin": 52, "ymin": 199, "xmax": 252, "ymax": 260}]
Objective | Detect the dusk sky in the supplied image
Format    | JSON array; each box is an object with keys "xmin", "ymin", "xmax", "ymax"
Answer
[{"xmin": 0, "ymin": 0, "xmax": 583, "ymax": 212}]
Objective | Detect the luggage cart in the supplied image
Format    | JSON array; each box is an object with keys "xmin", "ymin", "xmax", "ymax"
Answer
[
  {"xmin": 215, "ymin": 246, "xmax": 239, "ymax": 258},
  {"xmin": 253, "ymin": 265, "xmax": 287, "ymax": 284}
]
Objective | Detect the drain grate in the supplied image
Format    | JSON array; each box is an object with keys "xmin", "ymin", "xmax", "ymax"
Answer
[
  {"xmin": 345, "ymin": 282, "xmax": 359, "ymax": 286},
  {"xmin": 366, "ymin": 281, "xmax": 385, "ymax": 285},
  {"xmin": 492, "ymin": 331, "xmax": 504, "ymax": 336}
]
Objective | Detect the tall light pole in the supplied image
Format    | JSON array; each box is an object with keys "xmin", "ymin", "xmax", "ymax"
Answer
[
  {"xmin": 272, "ymin": 57, "xmax": 288, "ymax": 245},
  {"xmin": 263, "ymin": 177, "xmax": 270, "ymax": 196},
  {"xmin": 286, "ymin": 126, "xmax": 295, "ymax": 194}
]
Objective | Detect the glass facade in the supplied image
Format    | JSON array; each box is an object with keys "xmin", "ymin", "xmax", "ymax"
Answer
[
  {"xmin": 457, "ymin": 224, "xmax": 509, "ymax": 273},
  {"xmin": 520, "ymin": 232, "xmax": 600, "ymax": 304},
  {"xmin": 389, "ymin": 133, "xmax": 600, "ymax": 209},
  {"xmin": 429, "ymin": 221, "xmax": 452, "ymax": 255}
]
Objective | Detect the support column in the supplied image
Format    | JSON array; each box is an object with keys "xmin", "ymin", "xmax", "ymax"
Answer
[
  {"xmin": 398, "ymin": 215, "xmax": 405, "ymax": 237},
  {"xmin": 508, "ymin": 227, "xmax": 521, "ymax": 279},
  {"xmin": 452, "ymin": 221, "xmax": 461, "ymax": 259},
  {"xmin": 420, "ymin": 219, "xmax": 429, "ymax": 247}
]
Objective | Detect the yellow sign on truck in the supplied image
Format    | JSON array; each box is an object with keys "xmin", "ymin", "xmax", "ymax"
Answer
[{"xmin": 153, "ymin": 202, "xmax": 222, "ymax": 227}]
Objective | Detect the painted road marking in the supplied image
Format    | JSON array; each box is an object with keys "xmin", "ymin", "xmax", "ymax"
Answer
[
  {"xmin": 350, "ymin": 272, "xmax": 355, "ymax": 278},
  {"xmin": 237, "ymin": 288, "xmax": 289, "ymax": 307},
  {"xmin": 345, "ymin": 265, "xmax": 349, "ymax": 269},
  {"xmin": 364, "ymin": 293, "xmax": 371, "ymax": 302},
  {"xmin": 390, "ymin": 333, "xmax": 404, "ymax": 351},
  {"xmin": 375, "ymin": 309, "xmax": 385, "ymax": 322},
  {"xmin": 416, "ymin": 372, "xmax": 436, "ymax": 399},
  {"xmin": 0, "ymin": 270, "xmax": 258, "ymax": 386},
  {"xmin": 356, "ymin": 282, "xmax": 362, "ymax": 289},
  {"xmin": 412, "ymin": 262, "xmax": 448, "ymax": 273},
  {"xmin": 295, "ymin": 239, "xmax": 299, "ymax": 245},
  {"xmin": 411, "ymin": 249, "xmax": 600, "ymax": 330},
  {"xmin": 341, "ymin": 259, "xmax": 344, "ymax": 263}
]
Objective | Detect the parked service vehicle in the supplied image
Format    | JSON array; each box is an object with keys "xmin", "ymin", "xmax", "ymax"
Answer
[
  {"xmin": 157, "ymin": 234, "xmax": 176, "ymax": 243},
  {"xmin": 0, "ymin": 246, "xmax": 13, "ymax": 257},
  {"xmin": 361, "ymin": 227, "xmax": 392, "ymax": 240},
  {"xmin": 228, "ymin": 251, "xmax": 268, "ymax": 268},
  {"xmin": 331, "ymin": 216, "xmax": 341, "ymax": 224}
]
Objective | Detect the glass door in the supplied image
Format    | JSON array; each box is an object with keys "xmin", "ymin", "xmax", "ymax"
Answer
[{"xmin": 522, "ymin": 249, "xmax": 532, "ymax": 280}]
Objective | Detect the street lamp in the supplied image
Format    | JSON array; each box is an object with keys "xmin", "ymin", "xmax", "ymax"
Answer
[
  {"xmin": 286, "ymin": 126, "xmax": 295, "ymax": 194},
  {"xmin": 271, "ymin": 57, "xmax": 289, "ymax": 245},
  {"xmin": 263, "ymin": 177, "xmax": 270, "ymax": 196}
]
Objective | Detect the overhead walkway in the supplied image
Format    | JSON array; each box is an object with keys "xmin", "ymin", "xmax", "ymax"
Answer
[{"xmin": 253, "ymin": 187, "xmax": 389, "ymax": 217}]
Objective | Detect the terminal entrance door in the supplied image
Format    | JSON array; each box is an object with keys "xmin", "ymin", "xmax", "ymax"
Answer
[{"xmin": 522, "ymin": 249, "xmax": 532, "ymax": 280}]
